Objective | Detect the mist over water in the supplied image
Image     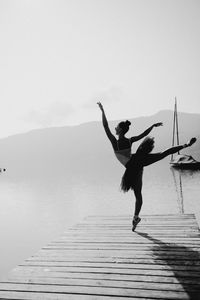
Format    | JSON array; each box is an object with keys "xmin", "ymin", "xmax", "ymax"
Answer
[{"xmin": 0, "ymin": 160, "xmax": 200, "ymax": 280}]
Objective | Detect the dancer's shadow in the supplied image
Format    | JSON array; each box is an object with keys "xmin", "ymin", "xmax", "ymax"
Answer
[{"xmin": 136, "ymin": 231, "xmax": 200, "ymax": 299}]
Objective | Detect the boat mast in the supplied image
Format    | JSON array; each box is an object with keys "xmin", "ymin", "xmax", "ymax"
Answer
[
  {"xmin": 171, "ymin": 97, "xmax": 180, "ymax": 161},
  {"xmin": 175, "ymin": 97, "xmax": 180, "ymax": 151},
  {"xmin": 171, "ymin": 99, "xmax": 176, "ymax": 161}
]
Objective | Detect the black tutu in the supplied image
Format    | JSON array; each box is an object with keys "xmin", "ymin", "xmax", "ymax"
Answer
[{"xmin": 121, "ymin": 136, "xmax": 155, "ymax": 192}]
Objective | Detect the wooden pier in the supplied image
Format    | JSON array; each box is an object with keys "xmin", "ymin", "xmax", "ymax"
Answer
[{"xmin": 0, "ymin": 214, "xmax": 200, "ymax": 299}]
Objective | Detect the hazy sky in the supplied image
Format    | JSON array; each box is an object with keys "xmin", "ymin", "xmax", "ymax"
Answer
[{"xmin": 0, "ymin": 0, "xmax": 200, "ymax": 137}]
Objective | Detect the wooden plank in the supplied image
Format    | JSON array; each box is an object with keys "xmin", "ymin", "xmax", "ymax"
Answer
[
  {"xmin": 45, "ymin": 242, "xmax": 200, "ymax": 250},
  {"xmin": 8, "ymin": 265, "xmax": 200, "ymax": 278},
  {"xmin": 51, "ymin": 240, "xmax": 200, "ymax": 245},
  {"xmin": 0, "ymin": 291, "xmax": 149, "ymax": 300},
  {"xmin": 33, "ymin": 254, "xmax": 200, "ymax": 263},
  {"xmin": 67, "ymin": 226, "xmax": 200, "ymax": 232},
  {"xmin": 9, "ymin": 268, "xmax": 200, "ymax": 285},
  {"xmin": 41, "ymin": 246, "xmax": 200, "ymax": 253},
  {"xmin": 36, "ymin": 249, "xmax": 200, "ymax": 259},
  {"xmin": 85, "ymin": 214, "xmax": 195, "ymax": 218},
  {"xmin": 0, "ymin": 282, "xmax": 197, "ymax": 299},
  {"xmin": 25, "ymin": 256, "xmax": 200, "ymax": 266},
  {"xmin": 30, "ymin": 254, "xmax": 200, "ymax": 263},
  {"xmin": 74, "ymin": 224, "xmax": 199, "ymax": 229},
  {"xmin": 59, "ymin": 233, "xmax": 200, "ymax": 239},
  {"xmin": 58, "ymin": 235, "xmax": 200, "ymax": 242},
  {"xmin": 20, "ymin": 261, "xmax": 200, "ymax": 272},
  {"xmin": 83, "ymin": 218, "xmax": 194, "ymax": 221},
  {"xmin": 44, "ymin": 239, "xmax": 200, "ymax": 247},
  {"xmin": 77, "ymin": 219, "xmax": 198, "ymax": 223},
  {"xmin": 81, "ymin": 220, "xmax": 198, "ymax": 224},
  {"xmin": 64, "ymin": 231, "xmax": 200, "ymax": 237},
  {"xmin": 68, "ymin": 231, "xmax": 199, "ymax": 237},
  {"xmin": 2, "ymin": 277, "xmax": 200, "ymax": 293},
  {"xmin": 71, "ymin": 223, "xmax": 199, "ymax": 229},
  {"xmin": 61, "ymin": 235, "xmax": 200, "ymax": 241},
  {"xmin": 72, "ymin": 228, "xmax": 199, "ymax": 233}
]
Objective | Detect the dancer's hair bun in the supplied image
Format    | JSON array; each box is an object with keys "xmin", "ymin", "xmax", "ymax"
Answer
[
  {"xmin": 125, "ymin": 120, "xmax": 131, "ymax": 126},
  {"xmin": 118, "ymin": 120, "xmax": 131, "ymax": 134}
]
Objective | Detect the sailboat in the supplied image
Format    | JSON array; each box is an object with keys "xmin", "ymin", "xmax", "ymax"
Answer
[{"xmin": 170, "ymin": 98, "xmax": 200, "ymax": 169}]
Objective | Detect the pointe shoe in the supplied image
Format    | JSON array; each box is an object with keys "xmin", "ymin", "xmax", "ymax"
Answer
[
  {"xmin": 187, "ymin": 137, "xmax": 197, "ymax": 147},
  {"xmin": 132, "ymin": 217, "xmax": 141, "ymax": 232}
]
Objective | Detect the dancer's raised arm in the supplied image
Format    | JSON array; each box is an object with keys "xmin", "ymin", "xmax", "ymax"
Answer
[
  {"xmin": 97, "ymin": 102, "xmax": 116, "ymax": 149},
  {"xmin": 130, "ymin": 122, "xmax": 163, "ymax": 143}
]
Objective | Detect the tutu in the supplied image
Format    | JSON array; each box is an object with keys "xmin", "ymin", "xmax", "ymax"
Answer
[
  {"xmin": 136, "ymin": 136, "xmax": 155, "ymax": 154},
  {"xmin": 121, "ymin": 136, "xmax": 155, "ymax": 192}
]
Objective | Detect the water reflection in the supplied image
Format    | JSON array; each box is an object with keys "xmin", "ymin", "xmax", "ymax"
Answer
[
  {"xmin": 171, "ymin": 168, "xmax": 184, "ymax": 214},
  {"xmin": 170, "ymin": 167, "xmax": 200, "ymax": 215}
]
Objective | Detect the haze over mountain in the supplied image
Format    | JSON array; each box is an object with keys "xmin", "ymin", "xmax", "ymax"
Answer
[{"xmin": 0, "ymin": 110, "xmax": 199, "ymax": 180}]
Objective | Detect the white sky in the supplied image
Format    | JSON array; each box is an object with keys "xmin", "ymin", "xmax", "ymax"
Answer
[{"xmin": 0, "ymin": 0, "xmax": 200, "ymax": 137}]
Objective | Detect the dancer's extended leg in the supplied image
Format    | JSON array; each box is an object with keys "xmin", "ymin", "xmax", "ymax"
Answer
[{"xmin": 143, "ymin": 138, "xmax": 196, "ymax": 167}]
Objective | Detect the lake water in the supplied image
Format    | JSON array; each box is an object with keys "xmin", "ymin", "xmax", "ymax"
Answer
[{"xmin": 0, "ymin": 160, "xmax": 200, "ymax": 279}]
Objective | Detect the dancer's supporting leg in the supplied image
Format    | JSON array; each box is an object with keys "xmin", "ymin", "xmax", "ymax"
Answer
[
  {"xmin": 132, "ymin": 172, "xmax": 143, "ymax": 231},
  {"xmin": 132, "ymin": 144, "xmax": 183, "ymax": 231}
]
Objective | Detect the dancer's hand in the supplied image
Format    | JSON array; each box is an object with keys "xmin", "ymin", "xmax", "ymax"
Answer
[
  {"xmin": 153, "ymin": 122, "xmax": 163, "ymax": 127},
  {"xmin": 97, "ymin": 102, "xmax": 104, "ymax": 112}
]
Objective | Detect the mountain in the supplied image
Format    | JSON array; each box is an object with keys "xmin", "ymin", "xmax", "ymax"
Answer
[{"xmin": 0, "ymin": 110, "xmax": 199, "ymax": 179}]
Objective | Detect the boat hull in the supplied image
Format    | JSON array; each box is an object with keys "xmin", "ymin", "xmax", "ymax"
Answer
[{"xmin": 170, "ymin": 162, "xmax": 200, "ymax": 170}]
